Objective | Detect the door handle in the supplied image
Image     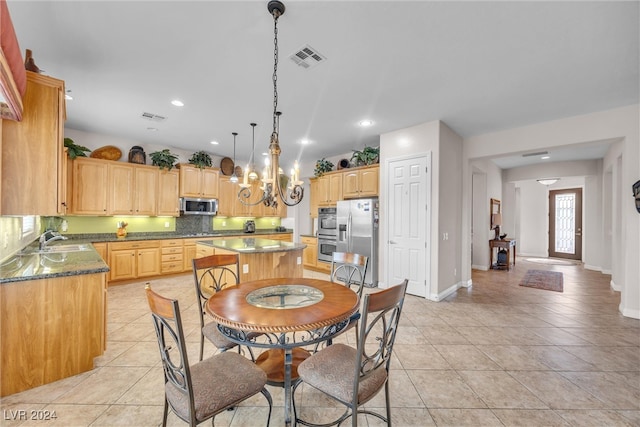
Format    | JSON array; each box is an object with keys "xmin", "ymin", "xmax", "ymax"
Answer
[
  {"xmin": 575, "ymin": 233, "xmax": 582, "ymax": 236},
  {"xmin": 389, "ymin": 240, "xmax": 397, "ymax": 244}
]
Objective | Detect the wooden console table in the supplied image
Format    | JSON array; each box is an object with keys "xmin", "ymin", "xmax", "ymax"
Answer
[{"xmin": 489, "ymin": 238, "xmax": 516, "ymax": 270}]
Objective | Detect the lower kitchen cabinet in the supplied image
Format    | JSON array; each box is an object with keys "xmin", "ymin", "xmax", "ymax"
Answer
[
  {"xmin": 301, "ymin": 236, "xmax": 318, "ymax": 269},
  {"xmin": 0, "ymin": 272, "xmax": 107, "ymax": 396},
  {"xmin": 183, "ymin": 238, "xmax": 200, "ymax": 272},
  {"xmin": 108, "ymin": 240, "xmax": 161, "ymax": 282},
  {"xmin": 161, "ymin": 239, "xmax": 183, "ymax": 274}
]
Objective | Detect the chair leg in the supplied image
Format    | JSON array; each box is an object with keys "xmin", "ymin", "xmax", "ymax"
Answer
[
  {"xmin": 260, "ymin": 387, "xmax": 273, "ymax": 426},
  {"xmin": 162, "ymin": 398, "xmax": 169, "ymax": 427},
  {"xmin": 199, "ymin": 333, "xmax": 205, "ymax": 362},
  {"xmin": 384, "ymin": 381, "xmax": 391, "ymax": 426}
]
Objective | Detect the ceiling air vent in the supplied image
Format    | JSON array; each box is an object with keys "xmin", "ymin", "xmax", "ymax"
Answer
[
  {"xmin": 289, "ymin": 45, "xmax": 326, "ymax": 69},
  {"xmin": 141, "ymin": 112, "xmax": 167, "ymax": 122}
]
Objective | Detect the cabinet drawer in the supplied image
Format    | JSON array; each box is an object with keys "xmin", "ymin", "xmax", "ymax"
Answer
[
  {"xmin": 109, "ymin": 240, "xmax": 159, "ymax": 250},
  {"xmin": 161, "ymin": 239, "xmax": 183, "ymax": 247},
  {"xmin": 162, "ymin": 246, "xmax": 182, "ymax": 255},
  {"xmin": 162, "ymin": 262, "xmax": 183, "ymax": 273},
  {"xmin": 162, "ymin": 253, "xmax": 183, "ymax": 263}
]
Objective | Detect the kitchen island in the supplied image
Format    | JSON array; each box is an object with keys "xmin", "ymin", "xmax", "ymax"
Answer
[{"xmin": 196, "ymin": 237, "xmax": 306, "ymax": 281}]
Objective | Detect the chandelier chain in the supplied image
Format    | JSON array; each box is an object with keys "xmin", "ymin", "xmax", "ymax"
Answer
[{"xmin": 273, "ymin": 11, "xmax": 279, "ymax": 134}]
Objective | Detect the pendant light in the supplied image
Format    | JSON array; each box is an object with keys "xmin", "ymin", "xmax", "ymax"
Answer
[
  {"xmin": 237, "ymin": 0, "xmax": 304, "ymax": 208},
  {"xmin": 230, "ymin": 132, "xmax": 238, "ymax": 183},
  {"xmin": 248, "ymin": 123, "xmax": 258, "ymax": 181}
]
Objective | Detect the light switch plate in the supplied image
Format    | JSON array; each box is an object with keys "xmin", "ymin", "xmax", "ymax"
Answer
[{"xmin": 243, "ymin": 264, "xmax": 249, "ymax": 274}]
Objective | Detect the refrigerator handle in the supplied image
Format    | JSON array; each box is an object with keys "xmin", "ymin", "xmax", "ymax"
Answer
[{"xmin": 347, "ymin": 212, "xmax": 352, "ymax": 252}]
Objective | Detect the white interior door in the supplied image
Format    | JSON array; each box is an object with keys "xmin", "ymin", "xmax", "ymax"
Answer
[{"xmin": 387, "ymin": 154, "xmax": 430, "ymax": 297}]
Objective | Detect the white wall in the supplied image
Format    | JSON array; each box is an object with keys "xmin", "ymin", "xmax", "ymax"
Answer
[
  {"xmin": 380, "ymin": 120, "xmax": 439, "ymax": 295},
  {"xmin": 463, "ymin": 104, "xmax": 640, "ymax": 319},
  {"xmin": 469, "ymin": 158, "xmax": 502, "ymax": 269}
]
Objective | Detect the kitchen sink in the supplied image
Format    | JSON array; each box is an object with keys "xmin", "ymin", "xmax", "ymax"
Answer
[
  {"xmin": 21, "ymin": 244, "xmax": 92, "ymax": 255},
  {"xmin": 42, "ymin": 244, "xmax": 91, "ymax": 253}
]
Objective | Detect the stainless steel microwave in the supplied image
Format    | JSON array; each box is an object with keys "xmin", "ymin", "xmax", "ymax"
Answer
[{"xmin": 179, "ymin": 198, "xmax": 218, "ymax": 215}]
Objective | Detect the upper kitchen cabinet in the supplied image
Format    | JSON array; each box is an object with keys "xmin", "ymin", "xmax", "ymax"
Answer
[
  {"xmin": 157, "ymin": 169, "xmax": 180, "ymax": 216},
  {"xmin": 178, "ymin": 164, "xmax": 218, "ymax": 198},
  {"xmin": 342, "ymin": 164, "xmax": 379, "ymax": 199},
  {"xmin": 314, "ymin": 172, "xmax": 342, "ymax": 206},
  {"xmin": 1, "ymin": 71, "xmax": 67, "ymax": 215},
  {"xmin": 109, "ymin": 163, "xmax": 158, "ymax": 215},
  {"xmin": 69, "ymin": 157, "xmax": 109, "ymax": 215}
]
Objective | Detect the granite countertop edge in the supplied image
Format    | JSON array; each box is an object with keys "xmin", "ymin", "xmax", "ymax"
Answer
[
  {"xmin": 198, "ymin": 238, "xmax": 306, "ymax": 253},
  {"xmin": 66, "ymin": 229, "xmax": 293, "ymax": 244}
]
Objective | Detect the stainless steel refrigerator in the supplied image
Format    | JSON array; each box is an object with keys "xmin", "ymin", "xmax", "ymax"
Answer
[{"xmin": 336, "ymin": 198, "xmax": 379, "ymax": 287}]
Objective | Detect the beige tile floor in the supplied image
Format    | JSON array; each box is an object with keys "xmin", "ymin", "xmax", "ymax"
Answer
[{"xmin": 1, "ymin": 261, "xmax": 639, "ymax": 426}]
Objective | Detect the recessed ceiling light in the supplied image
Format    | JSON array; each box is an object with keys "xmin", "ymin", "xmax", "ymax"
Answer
[
  {"xmin": 210, "ymin": 140, "xmax": 219, "ymax": 145},
  {"xmin": 299, "ymin": 139, "xmax": 311, "ymax": 145},
  {"xmin": 541, "ymin": 156, "xmax": 550, "ymax": 160},
  {"xmin": 171, "ymin": 100, "xmax": 184, "ymax": 107},
  {"xmin": 65, "ymin": 94, "xmax": 73, "ymax": 101},
  {"xmin": 262, "ymin": 152, "xmax": 268, "ymax": 156},
  {"xmin": 358, "ymin": 119, "xmax": 374, "ymax": 127}
]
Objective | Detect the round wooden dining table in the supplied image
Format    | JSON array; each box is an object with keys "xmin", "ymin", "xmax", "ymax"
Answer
[{"xmin": 205, "ymin": 277, "xmax": 359, "ymax": 426}]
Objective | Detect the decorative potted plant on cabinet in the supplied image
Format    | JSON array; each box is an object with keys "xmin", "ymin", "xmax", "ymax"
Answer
[
  {"xmin": 150, "ymin": 149, "xmax": 179, "ymax": 170},
  {"xmin": 351, "ymin": 146, "xmax": 379, "ymax": 167},
  {"xmin": 188, "ymin": 151, "xmax": 212, "ymax": 168},
  {"xmin": 314, "ymin": 158, "xmax": 334, "ymax": 177},
  {"xmin": 64, "ymin": 137, "xmax": 91, "ymax": 159}
]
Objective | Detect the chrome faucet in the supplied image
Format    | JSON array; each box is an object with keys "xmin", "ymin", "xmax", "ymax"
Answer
[{"xmin": 38, "ymin": 230, "xmax": 68, "ymax": 250}]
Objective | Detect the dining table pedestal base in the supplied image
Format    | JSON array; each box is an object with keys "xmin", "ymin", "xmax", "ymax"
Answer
[{"xmin": 255, "ymin": 347, "xmax": 311, "ymax": 386}]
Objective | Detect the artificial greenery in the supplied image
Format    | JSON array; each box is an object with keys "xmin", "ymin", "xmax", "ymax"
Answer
[
  {"xmin": 150, "ymin": 149, "xmax": 179, "ymax": 170},
  {"xmin": 314, "ymin": 158, "xmax": 334, "ymax": 177},
  {"xmin": 188, "ymin": 150, "xmax": 213, "ymax": 168},
  {"xmin": 64, "ymin": 137, "xmax": 91, "ymax": 159},
  {"xmin": 351, "ymin": 146, "xmax": 380, "ymax": 166}
]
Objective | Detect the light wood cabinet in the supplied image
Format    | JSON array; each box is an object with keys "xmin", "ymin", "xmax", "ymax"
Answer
[
  {"xmin": 342, "ymin": 165, "xmax": 379, "ymax": 198},
  {"xmin": 309, "ymin": 179, "xmax": 319, "ymax": 217},
  {"xmin": 108, "ymin": 240, "xmax": 161, "ymax": 282},
  {"xmin": 92, "ymin": 242, "xmax": 108, "ymax": 262},
  {"xmin": 108, "ymin": 163, "xmax": 158, "ymax": 215},
  {"xmin": 217, "ymin": 176, "xmax": 236, "ymax": 216},
  {"xmin": 1, "ymin": 71, "xmax": 67, "ymax": 215},
  {"xmin": 157, "ymin": 169, "xmax": 180, "ymax": 216},
  {"xmin": 161, "ymin": 239, "xmax": 184, "ymax": 274},
  {"xmin": 70, "ymin": 157, "xmax": 109, "ymax": 215},
  {"xmin": 183, "ymin": 238, "xmax": 200, "ymax": 271},
  {"xmin": 69, "ymin": 158, "xmax": 177, "ymax": 216},
  {"xmin": 179, "ymin": 164, "xmax": 219, "ymax": 198},
  {"xmin": 0, "ymin": 272, "xmax": 106, "ymax": 396},
  {"xmin": 301, "ymin": 236, "xmax": 318, "ymax": 269},
  {"xmin": 314, "ymin": 173, "xmax": 342, "ymax": 206}
]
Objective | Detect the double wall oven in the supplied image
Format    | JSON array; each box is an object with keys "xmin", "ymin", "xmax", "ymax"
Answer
[{"xmin": 317, "ymin": 207, "xmax": 337, "ymax": 263}]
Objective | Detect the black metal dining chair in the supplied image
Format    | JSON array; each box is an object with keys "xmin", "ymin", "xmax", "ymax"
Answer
[
  {"xmin": 330, "ymin": 252, "xmax": 369, "ymax": 297},
  {"xmin": 145, "ymin": 284, "xmax": 272, "ymax": 427},
  {"xmin": 192, "ymin": 254, "xmax": 244, "ymax": 361},
  {"xmin": 293, "ymin": 279, "xmax": 409, "ymax": 426}
]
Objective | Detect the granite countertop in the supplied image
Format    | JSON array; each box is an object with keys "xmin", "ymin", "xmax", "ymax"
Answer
[
  {"xmin": 65, "ymin": 229, "xmax": 293, "ymax": 244},
  {"xmin": 1, "ymin": 243, "xmax": 109, "ymax": 284},
  {"xmin": 197, "ymin": 237, "xmax": 306, "ymax": 253}
]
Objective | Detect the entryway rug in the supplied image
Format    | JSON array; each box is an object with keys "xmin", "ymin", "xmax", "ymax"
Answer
[{"xmin": 519, "ymin": 269, "xmax": 564, "ymax": 292}]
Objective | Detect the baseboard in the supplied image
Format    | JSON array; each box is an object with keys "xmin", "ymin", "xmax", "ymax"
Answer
[
  {"xmin": 602, "ymin": 269, "xmax": 612, "ymax": 275},
  {"xmin": 620, "ymin": 304, "xmax": 640, "ymax": 319},
  {"xmin": 429, "ymin": 282, "xmax": 460, "ymax": 302},
  {"xmin": 584, "ymin": 264, "xmax": 601, "ymax": 272},
  {"xmin": 462, "ymin": 279, "xmax": 473, "ymax": 288},
  {"xmin": 472, "ymin": 264, "xmax": 489, "ymax": 271},
  {"xmin": 610, "ymin": 279, "xmax": 622, "ymax": 292}
]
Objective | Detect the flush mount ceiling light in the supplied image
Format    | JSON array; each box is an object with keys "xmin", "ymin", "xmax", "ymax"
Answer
[
  {"xmin": 236, "ymin": 0, "xmax": 304, "ymax": 209},
  {"xmin": 210, "ymin": 140, "xmax": 219, "ymax": 145},
  {"xmin": 537, "ymin": 178, "xmax": 559, "ymax": 186},
  {"xmin": 171, "ymin": 100, "xmax": 184, "ymax": 107},
  {"xmin": 358, "ymin": 119, "xmax": 374, "ymax": 127}
]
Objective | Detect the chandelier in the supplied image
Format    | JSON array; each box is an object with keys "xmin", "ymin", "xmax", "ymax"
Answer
[{"xmin": 237, "ymin": 0, "xmax": 303, "ymax": 208}]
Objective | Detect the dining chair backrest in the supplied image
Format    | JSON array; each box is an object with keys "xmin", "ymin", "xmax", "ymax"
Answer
[
  {"xmin": 330, "ymin": 252, "xmax": 369, "ymax": 296},
  {"xmin": 356, "ymin": 279, "xmax": 407, "ymax": 377},
  {"xmin": 145, "ymin": 285, "xmax": 196, "ymax": 424},
  {"xmin": 192, "ymin": 254, "xmax": 240, "ymax": 299}
]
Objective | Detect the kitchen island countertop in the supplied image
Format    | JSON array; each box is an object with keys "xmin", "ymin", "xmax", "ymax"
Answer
[{"xmin": 197, "ymin": 237, "xmax": 306, "ymax": 253}]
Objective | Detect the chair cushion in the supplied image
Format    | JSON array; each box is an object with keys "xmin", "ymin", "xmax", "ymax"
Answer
[
  {"xmin": 165, "ymin": 351, "xmax": 267, "ymax": 422},
  {"xmin": 298, "ymin": 343, "xmax": 387, "ymax": 405},
  {"xmin": 202, "ymin": 321, "xmax": 237, "ymax": 350}
]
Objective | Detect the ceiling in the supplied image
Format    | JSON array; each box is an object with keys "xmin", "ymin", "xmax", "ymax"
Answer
[{"xmin": 6, "ymin": 1, "xmax": 639, "ymax": 171}]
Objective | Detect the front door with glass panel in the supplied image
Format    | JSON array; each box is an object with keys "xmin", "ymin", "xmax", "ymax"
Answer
[{"xmin": 549, "ymin": 188, "xmax": 582, "ymax": 260}]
